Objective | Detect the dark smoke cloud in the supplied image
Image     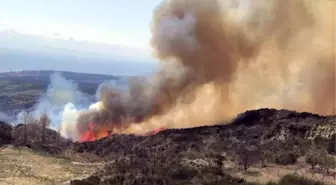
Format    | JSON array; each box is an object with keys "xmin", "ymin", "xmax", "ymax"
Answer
[{"xmin": 72, "ymin": 0, "xmax": 335, "ymax": 139}]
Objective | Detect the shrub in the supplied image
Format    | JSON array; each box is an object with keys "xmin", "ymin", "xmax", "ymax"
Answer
[
  {"xmin": 170, "ymin": 167, "xmax": 198, "ymax": 180},
  {"xmin": 265, "ymin": 182, "xmax": 277, "ymax": 185},
  {"xmin": 305, "ymin": 147, "xmax": 328, "ymax": 169},
  {"xmin": 277, "ymin": 174, "xmax": 325, "ymax": 185},
  {"xmin": 236, "ymin": 144, "xmax": 261, "ymax": 171},
  {"xmin": 275, "ymin": 152, "xmax": 297, "ymax": 165},
  {"xmin": 320, "ymin": 155, "xmax": 336, "ymax": 173},
  {"xmin": 0, "ymin": 121, "xmax": 12, "ymax": 145},
  {"xmin": 327, "ymin": 134, "xmax": 336, "ymax": 155},
  {"xmin": 313, "ymin": 136, "xmax": 329, "ymax": 148}
]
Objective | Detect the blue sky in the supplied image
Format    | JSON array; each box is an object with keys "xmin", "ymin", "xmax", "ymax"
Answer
[
  {"xmin": 0, "ymin": 0, "xmax": 162, "ymax": 75},
  {"xmin": 0, "ymin": 0, "xmax": 160, "ymax": 49}
]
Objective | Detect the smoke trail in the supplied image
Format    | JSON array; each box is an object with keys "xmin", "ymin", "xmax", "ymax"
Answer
[{"xmin": 63, "ymin": 0, "xmax": 335, "ymax": 140}]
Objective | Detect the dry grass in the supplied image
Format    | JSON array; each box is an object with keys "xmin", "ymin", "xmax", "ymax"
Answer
[
  {"xmin": 0, "ymin": 146, "xmax": 102, "ymax": 185},
  {"xmin": 222, "ymin": 157, "xmax": 336, "ymax": 185}
]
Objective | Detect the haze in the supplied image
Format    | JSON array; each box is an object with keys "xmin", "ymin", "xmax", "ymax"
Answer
[{"xmin": 0, "ymin": 0, "xmax": 161, "ymax": 75}]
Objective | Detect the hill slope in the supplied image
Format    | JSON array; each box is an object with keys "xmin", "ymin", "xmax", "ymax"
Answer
[
  {"xmin": 1, "ymin": 108, "xmax": 335, "ymax": 184},
  {"xmin": 72, "ymin": 108, "xmax": 336, "ymax": 185}
]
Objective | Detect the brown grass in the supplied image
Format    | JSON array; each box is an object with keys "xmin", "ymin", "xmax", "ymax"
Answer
[
  {"xmin": 0, "ymin": 146, "xmax": 102, "ymax": 185},
  {"xmin": 224, "ymin": 157, "xmax": 336, "ymax": 185}
]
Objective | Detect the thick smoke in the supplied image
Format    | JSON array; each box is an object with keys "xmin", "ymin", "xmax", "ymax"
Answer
[{"xmin": 63, "ymin": 0, "xmax": 335, "ymax": 140}]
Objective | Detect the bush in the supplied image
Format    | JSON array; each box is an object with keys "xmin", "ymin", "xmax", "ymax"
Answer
[
  {"xmin": 252, "ymin": 175, "xmax": 325, "ymax": 185},
  {"xmin": 0, "ymin": 121, "xmax": 12, "ymax": 145},
  {"xmin": 275, "ymin": 153, "xmax": 297, "ymax": 165},
  {"xmin": 327, "ymin": 134, "xmax": 335, "ymax": 155},
  {"xmin": 305, "ymin": 147, "xmax": 328, "ymax": 169},
  {"xmin": 236, "ymin": 144, "xmax": 261, "ymax": 171},
  {"xmin": 170, "ymin": 167, "xmax": 198, "ymax": 180},
  {"xmin": 277, "ymin": 174, "xmax": 325, "ymax": 185},
  {"xmin": 320, "ymin": 155, "xmax": 336, "ymax": 173},
  {"xmin": 313, "ymin": 136, "xmax": 329, "ymax": 148},
  {"xmin": 265, "ymin": 182, "xmax": 277, "ymax": 185}
]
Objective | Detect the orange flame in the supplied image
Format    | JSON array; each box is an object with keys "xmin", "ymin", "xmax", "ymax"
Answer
[
  {"xmin": 152, "ymin": 127, "xmax": 167, "ymax": 135},
  {"xmin": 79, "ymin": 122, "xmax": 110, "ymax": 142},
  {"xmin": 79, "ymin": 122, "xmax": 167, "ymax": 142}
]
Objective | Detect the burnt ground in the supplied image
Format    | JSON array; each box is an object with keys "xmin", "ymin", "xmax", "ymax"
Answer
[
  {"xmin": 72, "ymin": 108, "xmax": 336, "ymax": 185},
  {"xmin": 0, "ymin": 108, "xmax": 335, "ymax": 185},
  {"xmin": 73, "ymin": 109, "xmax": 336, "ymax": 159}
]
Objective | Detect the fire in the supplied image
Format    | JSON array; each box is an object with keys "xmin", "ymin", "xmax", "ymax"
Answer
[
  {"xmin": 79, "ymin": 122, "xmax": 167, "ymax": 142},
  {"xmin": 79, "ymin": 122, "xmax": 110, "ymax": 142},
  {"xmin": 152, "ymin": 127, "xmax": 167, "ymax": 135}
]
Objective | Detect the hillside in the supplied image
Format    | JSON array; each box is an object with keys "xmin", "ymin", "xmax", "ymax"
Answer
[
  {"xmin": 0, "ymin": 108, "xmax": 335, "ymax": 185},
  {"xmin": 0, "ymin": 70, "xmax": 120, "ymax": 82},
  {"xmin": 74, "ymin": 109, "xmax": 336, "ymax": 158},
  {"xmin": 72, "ymin": 108, "xmax": 336, "ymax": 185}
]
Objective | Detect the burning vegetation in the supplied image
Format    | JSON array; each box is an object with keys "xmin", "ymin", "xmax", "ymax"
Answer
[
  {"xmin": 71, "ymin": 108, "xmax": 336, "ymax": 185},
  {"xmin": 56, "ymin": 0, "xmax": 335, "ymax": 142},
  {"xmin": 78, "ymin": 121, "xmax": 167, "ymax": 142},
  {"xmin": 0, "ymin": 0, "xmax": 335, "ymax": 184}
]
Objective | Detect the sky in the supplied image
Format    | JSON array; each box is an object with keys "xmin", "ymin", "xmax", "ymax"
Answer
[
  {"xmin": 0, "ymin": 0, "xmax": 161, "ymax": 75},
  {"xmin": 0, "ymin": 0, "xmax": 160, "ymax": 49}
]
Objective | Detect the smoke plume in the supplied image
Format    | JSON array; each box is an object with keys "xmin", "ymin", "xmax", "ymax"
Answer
[
  {"xmin": 62, "ymin": 0, "xmax": 335, "ymax": 141},
  {"xmin": 0, "ymin": 112, "xmax": 14, "ymax": 123},
  {"xmin": 29, "ymin": 73, "xmax": 91, "ymax": 129}
]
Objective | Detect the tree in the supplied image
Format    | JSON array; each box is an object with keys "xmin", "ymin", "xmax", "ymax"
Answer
[
  {"xmin": 275, "ymin": 152, "xmax": 297, "ymax": 165},
  {"xmin": 236, "ymin": 143, "xmax": 260, "ymax": 171},
  {"xmin": 39, "ymin": 113, "xmax": 50, "ymax": 144},
  {"xmin": 18, "ymin": 111, "xmax": 34, "ymax": 144},
  {"xmin": 327, "ymin": 134, "xmax": 336, "ymax": 155},
  {"xmin": 320, "ymin": 155, "xmax": 336, "ymax": 175},
  {"xmin": 305, "ymin": 146, "xmax": 328, "ymax": 169},
  {"xmin": 56, "ymin": 126, "xmax": 61, "ymax": 147}
]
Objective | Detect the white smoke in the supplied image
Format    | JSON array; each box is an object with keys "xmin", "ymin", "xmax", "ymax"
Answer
[
  {"xmin": 60, "ymin": 103, "xmax": 80, "ymax": 140},
  {"xmin": 13, "ymin": 72, "xmax": 97, "ymax": 138},
  {"xmin": 31, "ymin": 73, "xmax": 91, "ymax": 129},
  {"xmin": 13, "ymin": 72, "xmax": 128, "ymax": 141},
  {"xmin": 0, "ymin": 112, "xmax": 14, "ymax": 123}
]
